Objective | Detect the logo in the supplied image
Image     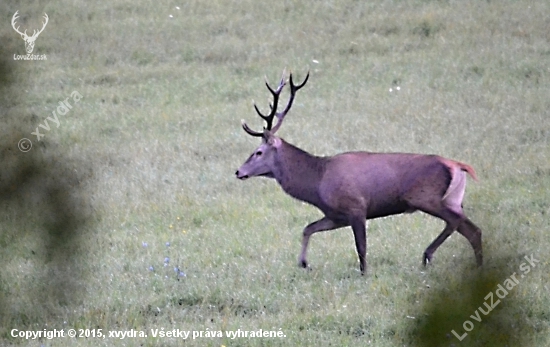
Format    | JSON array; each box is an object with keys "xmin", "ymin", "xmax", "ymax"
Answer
[{"xmin": 11, "ymin": 10, "xmax": 48, "ymax": 60}]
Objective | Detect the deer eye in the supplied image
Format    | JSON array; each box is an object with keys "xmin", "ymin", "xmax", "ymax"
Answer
[{"xmin": 256, "ymin": 151, "xmax": 263, "ymax": 156}]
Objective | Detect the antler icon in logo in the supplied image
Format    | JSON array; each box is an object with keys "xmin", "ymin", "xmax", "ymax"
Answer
[{"xmin": 11, "ymin": 11, "xmax": 49, "ymax": 54}]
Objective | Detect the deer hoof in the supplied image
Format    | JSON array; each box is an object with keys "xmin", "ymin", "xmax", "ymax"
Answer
[
  {"xmin": 423, "ymin": 252, "xmax": 432, "ymax": 266},
  {"xmin": 298, "ymin": 260, "xmax": 308, "ymax": 269}
]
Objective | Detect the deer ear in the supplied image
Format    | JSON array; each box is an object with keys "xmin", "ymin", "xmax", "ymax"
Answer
[
  {"xmin": 267, "ymin": 136, "xmax": 282, "ymax": 148},
  {"xmin": 263, "ymin": 130, "xmax": 281, "ymax": 148}
]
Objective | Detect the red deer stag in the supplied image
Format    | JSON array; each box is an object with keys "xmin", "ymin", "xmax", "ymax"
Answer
[{"xmin": 235, "ymin": 70, "xmax": 482, "ymax": 274}]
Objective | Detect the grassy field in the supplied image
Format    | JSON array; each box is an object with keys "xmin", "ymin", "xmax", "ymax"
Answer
[{"xmin": 0, "ymin": 0, "xmax": 549, "ymax": 346}]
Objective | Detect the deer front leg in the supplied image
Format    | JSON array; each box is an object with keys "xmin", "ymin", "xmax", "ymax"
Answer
[
  {"xmin": 299, "ymin": 217, "xmax": 347, "ymax": 269},
  {"xmin": 350, "ymin": 216, "xmax": 367, "ymax": 275}
]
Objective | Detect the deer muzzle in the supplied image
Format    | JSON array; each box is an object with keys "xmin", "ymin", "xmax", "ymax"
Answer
[{"xmin": 235, "ymin": 170, "xmax": 249, "ymax": 180}]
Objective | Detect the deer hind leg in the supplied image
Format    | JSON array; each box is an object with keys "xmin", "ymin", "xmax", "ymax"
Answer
[
  {"xmin": 422, "ymin": 211, "xmax": 483, "ymax": 266},
  {"xmin": 457, "ymin": 217, "xmax": 483, "ymax": 266},
  {"xmin": 419, "ymin": 165, "xmax": 481, "ymax": 265},
  {"xmin": 299, "ymin": 217, "xmax": 347, "ymax": 269},
  {"xmin": 439, "ymin": 168, "xmax": 482, "ymax": 266},
  {"xmin": 408, "ymin": 194, "xmax": 466, "ymax": 265},
  {"xmin": 419, "ymin": 197, "xmax": 482, "ymax": 266}
]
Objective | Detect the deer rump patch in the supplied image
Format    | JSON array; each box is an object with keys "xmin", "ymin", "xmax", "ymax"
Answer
[{"xmin": 441, "ymin": 161, "xmax": 467, "ymax": 213}]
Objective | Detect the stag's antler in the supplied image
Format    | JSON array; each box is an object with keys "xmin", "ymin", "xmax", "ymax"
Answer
[
  {"xmin": 11, "ymin": 11, "xmax": 25, "ymax": 38},
  {"xmin": 242, "ymin": 70, "xmax": 309, "ymax": 137},
  {"xmin": 33, "ymin": 13, "xmax": 49, "ymax": 39},
  {"xmin": 12, "ymin": 11, "xmax": 49, "ymax": 39}
]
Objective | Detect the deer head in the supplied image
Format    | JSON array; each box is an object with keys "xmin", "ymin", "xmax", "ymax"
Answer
[
  {"xmin": 12, "ymin": 11, "xmax": 49, "ymax": 54},
  {"xmin": 236, "ymin": 70, "xmax": 309, "ymax": 180}
]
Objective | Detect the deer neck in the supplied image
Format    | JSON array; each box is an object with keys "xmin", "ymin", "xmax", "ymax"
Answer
[{"xmin": 272, "ymin": 140, "xmax": 326, "ymax": 204}]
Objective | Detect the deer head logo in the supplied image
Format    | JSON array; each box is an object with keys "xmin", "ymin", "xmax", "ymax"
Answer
[{"xmin": 11, "ymin": 11, "xmax": 49, "ymax": 54}]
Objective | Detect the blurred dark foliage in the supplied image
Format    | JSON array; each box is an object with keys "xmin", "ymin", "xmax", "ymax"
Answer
[
  {"xmin": 411, "ymin": 255, "xmax": 536, "ymax": 347},
  {"xmin": 0, "ymin": 41, "xmax": 93, "ymax": 326}
]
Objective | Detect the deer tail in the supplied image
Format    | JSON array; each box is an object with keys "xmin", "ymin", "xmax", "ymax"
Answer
[
  {"xmin": 455, "ymin": 161, "xmax": 478, "ymax": 181},
  {"xmin": 440, "ymin": 158, "xmax": 478, "ymax": 203}
]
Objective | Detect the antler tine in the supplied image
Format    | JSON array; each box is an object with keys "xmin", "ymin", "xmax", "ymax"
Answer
[
  {"xmin": 270, "ymin": 70, "xmax": 310, "ymax": 134},
  {"xmin": 291, "ymin": 70, "xmax": 310, "ymax": 90},
  {"xmin": 264, "ymin": 71, "xmax": 286, "ymax": 95},
  {"xmin": 253, "ymin": 103, "xmax": 270, "ymax": 124},
  {"xmin": 241, "ymin": 119, "xmax": 264, "ymax": 138}
]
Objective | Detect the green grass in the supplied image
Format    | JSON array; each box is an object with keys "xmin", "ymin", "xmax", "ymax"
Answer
[{"xmin": 0, "ymin": 0, "xmax": 549, "ymax": 346}]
